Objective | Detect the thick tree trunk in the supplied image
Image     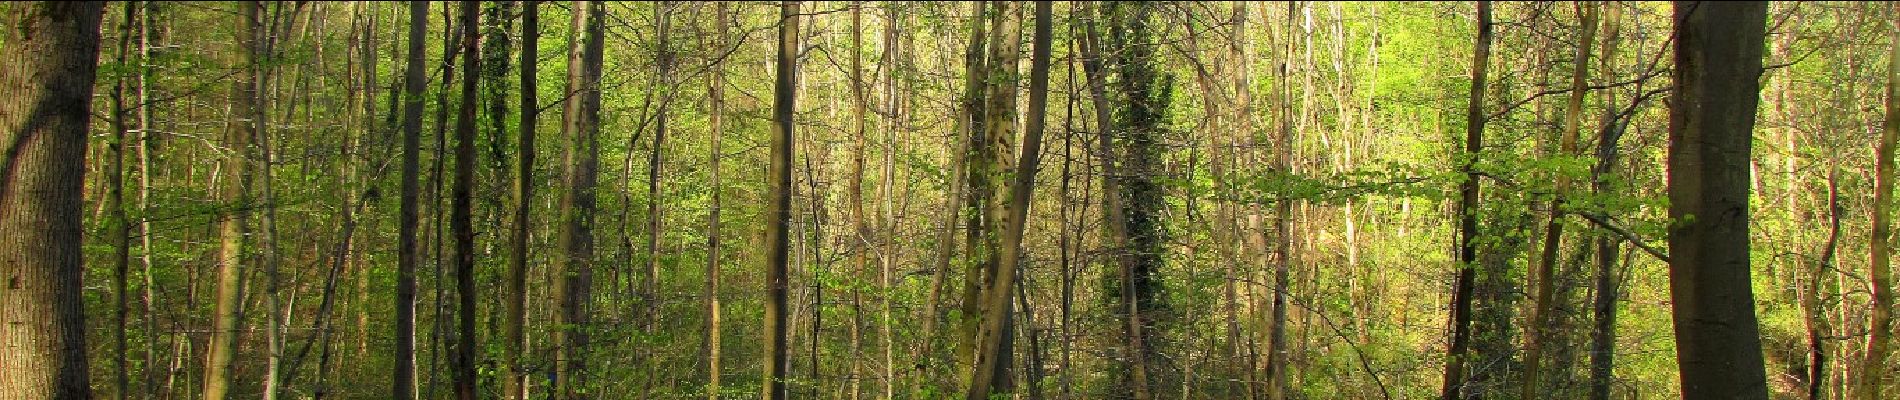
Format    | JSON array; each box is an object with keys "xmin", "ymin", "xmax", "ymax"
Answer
[
  {"xmin": 1440, "ymin": 3, "xmax": 1490, "ymax": 400},
  {"xmin": 1666, "ymin": 2, "xmax": 1770, "ymax": 399},
  {"xmin": 0, "ymin": 3, "xmax": 104, "ymax": 400},
  {"xmin": 553, "ymin": 1, "xmax": 604, "ymax": 398},
  {"xmin": 763, "ymin": 3, "xmax": 799, "ymax": 399}
]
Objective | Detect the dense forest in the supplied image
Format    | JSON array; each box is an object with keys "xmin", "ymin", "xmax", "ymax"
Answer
[{"xmin": 2, "ymin": 1, "xmax": 1896, "ymax": 399}]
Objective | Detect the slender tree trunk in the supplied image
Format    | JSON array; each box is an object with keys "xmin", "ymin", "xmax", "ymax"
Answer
[
  {"xmin": 964, "ymin": 3, "xmax": 1053, "ymax": 399},
  {"xmin": 1077, "ymin": 3, "xmax": 1149, "ymax": 397},
  {"xmin": 1861, "ymin": 5, "xmax": 1900, "ymax": 398},
  {"xmin": 107, "ymin": 4, "xmax": 138, "ymax": 399},
  {"xmin": 703, "ymin": 4, "xmax": 728, "ymax": 398},
  {"xmin": 1666, "ymin": 2, "xmax": 1770, "ymax": 399},
  {"xmin": 1522, "ymin": 4, "xmax": 1598, "ymax": 398},
  {"xmin": 0, "ymin": 3, "xmax": 104, "ymax": 400},
  {"xmin": 137, "ymin": 3, "xmax": 162, "ymax": 397},
  {"xmin": 764, "ymin": 3, "xmax": 801, "ymax": 399},
  {"xmin": 553, "ymin": 1, "xmax": 604, "ymax": 398},
  {"xmin": 646, "ymin": 1, "xmax": 670, "ymax": 338},
  {"xmin": 877, "ymin": 7, "xmax": 901, "ymax": 399},
  {"xmin": 204, "ymin": 2, "xmax": 260, "ymax": 398},
  {"xmin": 503, "ymin": 2, "xmax": 537, "ymax": 399},
  {"xmin": 916, "ymin": 3, "xmax": 985, "ymax": 392},
  {"xmin": 396, "ymin": 2, "xmax": 429, "ymax": 399},
  {"xmin": 1266, "ymin": 4, "xmax": 1297, "ymax": 399},
  {"xmin": 846, "ymin": 4, "xmax": 870, "ymax": 399},
  {"xmin": 1812, "ymin": 170, "xmax": 1843, "ymax": 400},
  {"xmin": 1587, "ymin": 5, "xmax": 1626, "ymax": 399},
  {"xmin": 449, "ymin": 2, "xmax": 482, "ymax": 399},
  {"xmin": 1440, "ymin": 3, "xmax": 1490, "ymax": 399}
]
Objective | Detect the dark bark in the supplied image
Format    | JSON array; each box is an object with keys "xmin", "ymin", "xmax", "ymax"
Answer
[
  {"xmin": 396, "ymin": 1, "xmax": 429, "ymax": 399},
  {"xmin": 504, "ymin": 2, "xmax": 537, "ymax": 399},
  {"xmin": 1666, "ymin": 2, "xmax": 1770, "ymax": 399},
  {"xmin": 0, "ymin": 2, "xmax": 104, "ymax": 399},
  {"xmin": 763, "ymin": 3, "xmax": 800, "ymax": 399},
  {"xmin": 1441, "ymin": 2, "xmax": 1490, "ymax": 400}
]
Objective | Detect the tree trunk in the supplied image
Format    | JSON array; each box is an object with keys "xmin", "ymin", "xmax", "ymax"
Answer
[
  {"xmin": 847, "ymin": 5, "xmax": 869, "ymax": 399},
  {"xmin": 0, "ymin": 3, "xmax": 104, "ymax": 400},
  {"xmin": 965, "ymin": 2, "xmax": 1052, "ymax": 398},
  {"xmin": 703, "ymin": 3, "xmax": 727, "ymax": 399},
  {"xmin": 1523, "ymin": 4, "xmax": 1598, "ymax": 398},
  {"xmin": 204, "ymin": 2, "xmax": 259, "ymax": 398},
  {"xmin": 646, "ymin": 1, "xmax": 670, "ymax": 338},
  {"xmin": 1266, "ymin": 4, "xmax": 1298, "ymax": 399},
  {"xmin": 396, "ymin": 1, "xmax": 429, "ymax": 399},
  {"xmin": 1666, "ymin": 2, "xmax": 1770, "ymax": 399},
  {"xmin": 449, "ymin": 2, "xmax": 482, "ymax": 399},
  {"xmin": 553, "ymin": 1, "xmax": 604, "ymax": 398},
  {"xmin": 1440, "ymin": 2, "xmax": 1490, "ymax": 399},
  {"xmin": 107, "ymin": 3, "xmax": 138, "ymax": 399},
  {"xmin": 763, "ymin": 3, "xmax": 800, "ymax": 400},
  {"xmin": 503, "ymin": 2, "xmax": 537, "ymax": 399},
  {"xmin": 916, "ymin": 3, "xmax": 985, "ymax": 392},
  {"xmin": 1587, "ymin": 4, "xmax": 1626, "ymax": 399},
  {"xmin": 1861, "ymin": 4, "xmax": 1900, "ymax": 398}
]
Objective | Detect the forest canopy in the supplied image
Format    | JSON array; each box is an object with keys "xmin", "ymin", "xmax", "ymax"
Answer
[{"xmin": 1, "ymin": 1, "xmax": 1896, "ymax": 400}]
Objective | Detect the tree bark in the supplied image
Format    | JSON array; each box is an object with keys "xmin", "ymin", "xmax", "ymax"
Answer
[
  {"xmin": 763, "ymin": 3, "xmax": 800, "ymax": 399},
  {"xmin": 1440, "ymin": 2, "xmax": 1490, "ymax": 399},
  {"xmin": 449, "ymin": 2, "xmax": 482, "ymax": 399},
  {"xmin": 553, "ymin": 1, "xmax": 604, "ymax": 398},
  {"xmin": 1522, "ymin": 4, "xmax": 1598, "ymax": 398},
  {"xmin": 503, "ymin": 2, "xmax": 537, "ymax": 399},
  {"xmin": 1666, "ymin": 2, "xmax": 1770, "ymax": 399},
  {"xmin": 396, "ymin": 2, "xmax": 429, "ymax": 399},
  {"xmin": 1587, "ymin": 4, "xmax": 1626, "ymax": 399},
  {"xmin": 964, "ymin": 2, "xmax": 1052, "ymax": 398},
  {"xmin": 0, "ymin": 3, "xmax": 104, "ymax": 400},
  {"xmin": 703, "ymin": 3, "xmax": 727, "ymax": 398},
  {"xmin": 107, "ymin": 3, "xmax": 138, "ymax": 399},
  {"xmin": 204, "ymin": 3, "xmax": 260, "ymax": 398},
  {"xmin": 1861, "ymin": 4, "xmax": 1900, "ymax": 398},
  {"xmin": 916, "ymin": 3, "xmax": 985, "ymax": 392}
]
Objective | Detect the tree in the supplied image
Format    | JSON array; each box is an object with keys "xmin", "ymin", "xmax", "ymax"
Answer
[
  {"xmin": 0, "ymin": 2, "xmax": 104, "ymax": 399},
  {"xmin": 449, "ymin": 2, "xmax": 482, "ymax": 399},
  {"xmin": 204, "ymin": 2, "xmax": 261, "ymax": 398},
  {"xmin": 963, "ymin": 2, "xmax": 1054, "ymax": 399},
  {"xmin": 1440, "ymin": 2, "xmax": 1491, "ymax": 399},
  {"xmin": 916, "ymin": 2, "xmax": 986, "ymax": 393},
  {"xmin": 503, "ymin": 2, "xmax": 539, "ymax": 399},
  {"xmin": 106, "ymin": 3, "xmax": 139, "ymax": 399},
  {"xmin": 1666, "ymin": 2, "xmax": 1769, "ymax": 399},
  {"xmin": 763, "ymin": 3, "xmax": 800, "ymax": 400},
  {"xmin": 1861, "ymin": 3, "xmax": 1900, "ymax": 398},
  {"xmin": 702, "ymin": 3, "xmax": 728, "ymax": 397},
  {"xmin": 1522, "ymin": 3, "xmax": 1598, "ymax": 397},
  {"xmin": 396, "ymin": 2, "xmax": 429, "ymax": 399},
  {"xmin": 553, "ymin": 1, "xmax": 604, "ymax": 398}
]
